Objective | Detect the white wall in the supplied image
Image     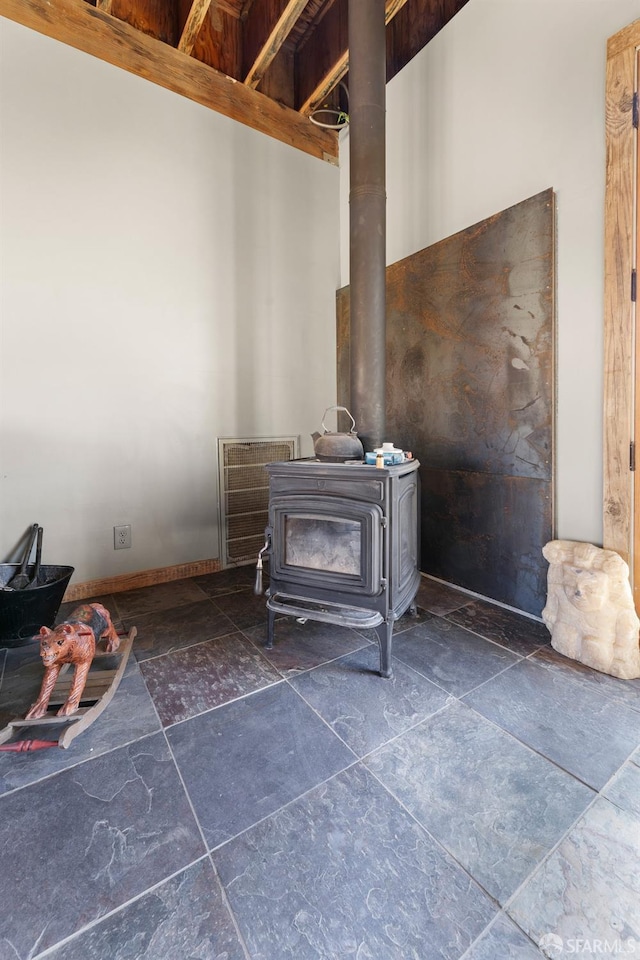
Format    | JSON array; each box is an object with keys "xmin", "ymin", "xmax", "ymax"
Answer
[
  {"xmin": 0, "ymin": 20, "xmax": 340, "ymax": 582},
  {"xmin": 341, "ymin": 0, "xmax": 639, "ymax": 547}
]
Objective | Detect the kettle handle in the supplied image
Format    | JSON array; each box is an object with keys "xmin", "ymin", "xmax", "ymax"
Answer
[{"xmin": 321, "ymin": 405, "xmax": 357, "ymax": 434}]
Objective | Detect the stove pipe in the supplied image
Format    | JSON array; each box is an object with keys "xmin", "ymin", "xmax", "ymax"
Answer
[{"xmin": 348, "ymin": 0, "xmax": 386, "ymax": 453}]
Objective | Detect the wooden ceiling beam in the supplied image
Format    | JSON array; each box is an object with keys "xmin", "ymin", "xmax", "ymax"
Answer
[
  {"xmin": 296, "ymin": 0, "xmax": 409, "ymax": 116},
  {"xmin": 243, "ymin": 0, "xmax": 307, "ymax": 89},
  {"xmin": 1, "ymin": 0, "xmax": 338, "ymax": 163},
  {"xmin": 178, "ymin": 0, "xmax": 213, "ymax": 55}
]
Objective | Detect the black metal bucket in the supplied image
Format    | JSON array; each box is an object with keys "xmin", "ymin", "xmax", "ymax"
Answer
[{"xmin": 0, "ymin": 564, "xmax": 74, "ymax": 644}]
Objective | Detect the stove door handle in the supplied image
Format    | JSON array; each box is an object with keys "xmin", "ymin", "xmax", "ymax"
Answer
[{"xmin": 254, "ymin": 532, "xmax": 272, "ymax": 596}]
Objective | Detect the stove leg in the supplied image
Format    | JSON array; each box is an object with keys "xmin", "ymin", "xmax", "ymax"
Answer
[
  {"xmin": 265, "ymin": 607, "xmax": 276, "ymax": 649},
  {"xmin": 374, "ymin": 620, "xmax": 394, "ymax": 679},
  {"xmin": 409, "ymin": 600, "xmax": 418, "ymax": 617}
]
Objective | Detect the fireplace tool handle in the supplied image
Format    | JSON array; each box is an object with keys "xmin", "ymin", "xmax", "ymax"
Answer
[{"xmin": 254, "ymin": 535, "xmax": 271, "ymax": 595}]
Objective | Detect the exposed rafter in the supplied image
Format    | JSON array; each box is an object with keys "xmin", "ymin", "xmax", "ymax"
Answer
[
  {"xmin": 299, "ymin": 52, "xmax": 348, "ymax": 118},
  {"xmin": 297, "ymin": 0, "xmax": 409, "ymax": 116},
  {"xmin": 243, "ymin": 0, "xmax": 308, "ymax": 89},
  {"xmin": 178, "ymin": 0, "xmax": 213, "ymax": 55}
]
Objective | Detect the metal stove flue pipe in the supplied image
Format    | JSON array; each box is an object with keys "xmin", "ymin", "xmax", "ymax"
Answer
[{"xmin": 348, "ymin": 0, "xmax": 387, "ymax": 454}]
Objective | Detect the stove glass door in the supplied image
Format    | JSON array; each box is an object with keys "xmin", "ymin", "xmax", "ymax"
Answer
[
  {"xmin": 270, "ymin": 496, "xmax": 383, "ymax": 596},
  {"xmin": 285, "ymin": 516, "xmax": 361, "ymax": 575}
]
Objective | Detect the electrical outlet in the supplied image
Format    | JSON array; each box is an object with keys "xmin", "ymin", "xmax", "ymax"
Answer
[{"xmin": 114, "ymin": 524, "xmax": 132, "ymax": 550}]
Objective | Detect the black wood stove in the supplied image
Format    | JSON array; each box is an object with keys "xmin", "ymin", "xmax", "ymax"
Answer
[{"xmin": 260, "ymin": 458, "xmax": 420, "ymax": 677}]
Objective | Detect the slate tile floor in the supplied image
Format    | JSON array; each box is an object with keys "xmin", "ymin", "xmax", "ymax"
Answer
[{"xmin": 0, "ymin": 571, "xmax": 639, "ymax": 959}]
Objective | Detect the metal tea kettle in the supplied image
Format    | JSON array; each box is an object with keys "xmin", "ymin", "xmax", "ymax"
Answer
[{"xmin": 311, "ymin": 406, "xmax": 365, "ymax": 462}]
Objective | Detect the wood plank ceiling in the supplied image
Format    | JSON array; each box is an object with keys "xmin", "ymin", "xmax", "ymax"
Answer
[{"xmin": 2, "ymin": 0, "xmax": 471, "ymax": 162}]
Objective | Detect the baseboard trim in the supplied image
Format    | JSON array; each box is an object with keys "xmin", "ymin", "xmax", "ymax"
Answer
[{"xmin": 63, "ymin": 559, "xmax": 222, "ymax": 602}]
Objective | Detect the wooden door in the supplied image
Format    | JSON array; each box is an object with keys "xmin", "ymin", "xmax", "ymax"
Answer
[
  {"xmin": 604, "ymin": 20, "xmax": 640, "ymax": 610},
  {"xmin": 635, "ymin": 49, "xmax": 640, "ymax": 611}
]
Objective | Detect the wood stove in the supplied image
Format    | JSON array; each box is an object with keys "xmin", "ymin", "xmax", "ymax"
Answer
[
  {"xmin": 257, "ymin": 2, "xmax": 404, "ymax": 676},
  {"xmin": 262, "ymin": 458, "xmax": 420, "ymax": 677}
]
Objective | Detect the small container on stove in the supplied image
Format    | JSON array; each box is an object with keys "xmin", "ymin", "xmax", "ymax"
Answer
[{"xmin": 365, "ymin": 442, "xmax": 405, "ymax": 466}]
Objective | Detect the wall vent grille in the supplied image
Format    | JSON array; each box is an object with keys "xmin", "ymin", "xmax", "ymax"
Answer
[{"xmin": 218, "ymin": 436, "xmax": 299, "ymax": 567}]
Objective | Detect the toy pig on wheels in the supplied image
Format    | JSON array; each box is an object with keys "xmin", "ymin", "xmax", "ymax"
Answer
[{"xmin": 26, "ymin": 603, "xmax": 120, "ymax": 720}]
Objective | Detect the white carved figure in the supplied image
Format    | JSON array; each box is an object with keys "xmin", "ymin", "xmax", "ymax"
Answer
[{"xmin": 541, "ymin": 540, "xmax": 640, "ymax": 680}]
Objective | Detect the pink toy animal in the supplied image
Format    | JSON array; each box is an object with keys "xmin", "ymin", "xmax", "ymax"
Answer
[{"xmin": 26, "ymin": 603, "xmax": 120, "ymax": 720}]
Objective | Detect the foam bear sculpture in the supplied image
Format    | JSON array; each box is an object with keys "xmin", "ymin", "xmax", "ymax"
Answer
[{"xmin": 542, "ymin": 540, "xmax": 640, "ymax": 680}]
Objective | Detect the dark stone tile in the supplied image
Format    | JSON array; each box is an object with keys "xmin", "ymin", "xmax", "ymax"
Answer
[
  {"xmin": 508, "ymin": 798, "xmax": 640, "ymax": 953},
  {"xmin": 167, "ymin": 683, "xmax": 355, "ymax": 849},
  {"xmin": 465, "ymin": 914, "xmax": 544, "ymax": 960},
  {"xmin": 213, "ymin": 764, "xmax": 496, "ymax": 960},
  {"xmin": 111, "ymin": 580, "xmax": 208, "ymax": 619},
  {"xmin": 393, "ymin": 617, "xmax": 520, "ymax": 697},
  {"xmin": 532, "ymin": 645, "xmax": 640, "ymax": 715},
  {"xmin": 129, "ymin": 598, "xmax": 236, "ymax": 662},
  {"xmin": 0, "ymin": 629, "xmax": 39, "ymax": 654},
  {"xmin": 193, "ymin": 566, "xmax": 256, "ymax": 597},
  {"xmin": 212, "ymin": 587, "xmax": 270, "ymax": 632},
  {"xmin": 351, "ymin": 606, "xmax": 434, "ymax": 645},
  {"xmin": 243, "ymin": 617, "xmax": 371, "ymax": 677},
  {"xmin": 45, "ymin": 858, "xmax": 246, "ymax": 960},
  {"xmin": 0, "ymin": 732, "xmax": 204, "ymax": 958},
  {"xmin": 140, "ymin": 632, "xmax": 281, "ymax": 726},
  {"xmin": 464, "ymin": 659, "xmax": 640, "ymax": 790},
  {"xmin": 0, "ymin": 640, "xmax": 44, "ymax": 729},
  {"xmin": 446, "ymin": 599, "xmax": 550, "ymax": 656},
  {"xmin": 366, "ymin": 701, "xmax": 593, "ymax": 904},
  {"xmin": 290, "ymin": 644, "xmax": 452, "ymax": 756},
  {"xmin": 415, "ymin": 576, "xmax": 474, "ymax": 616},
  {"xmin": 0, "ymin": 660, "xmax": 160, "ymax": 796},
  {"xmin": 391, "ymin": 604, "xmax": 435, "ymax": 634},
  {"xmin": 602, "ymin": 763, "xmax": 640, "ymax": 818}
]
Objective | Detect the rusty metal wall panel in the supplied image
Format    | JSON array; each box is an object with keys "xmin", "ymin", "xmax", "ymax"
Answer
[{"xmin": 337, "ymin": 189, "xmax": 555, "ymax": 615}]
